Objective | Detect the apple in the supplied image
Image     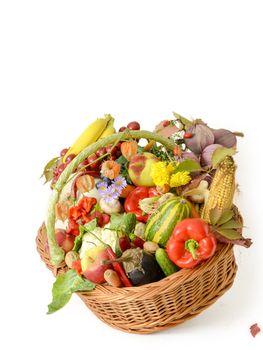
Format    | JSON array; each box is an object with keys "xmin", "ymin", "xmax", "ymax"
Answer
[
  {"xmin": 81, "ymin": 246, "xmax": 112, "ymax": 284},
  {"xmin": 128, "ymin": 152, "xmax": 159, "ymax": 186},
  {"xmin": 55, "ymin": 229, "xmax": 75, "ymax": 253}
]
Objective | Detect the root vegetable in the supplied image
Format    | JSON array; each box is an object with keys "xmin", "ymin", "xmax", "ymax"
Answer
[
  {"xmin": 143, "ymin": 241, "xmax": 159, "ymax": 254},
  {"xmin": 104, "ymin": 269, "xmax": 123, "ymax": 287},
  {"xmin": 99, "ymin": 198, "xmax": 122, "ymax": 214},
  {"xmin": 65, "ymin": 251, "xmax": 80, "ymax": 268}
]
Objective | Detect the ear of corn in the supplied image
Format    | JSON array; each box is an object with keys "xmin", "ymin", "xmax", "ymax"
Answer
[
  {"xmin": 201, "ymin": 156, "xmax": 236, "ymax": 223},
  {"xmin": 63, "ymin": 114, "xmax": 113, "ymax": 162},
  {"xmin": 100, "ymin": 115, "xmax": 115, "ymax": 138}
]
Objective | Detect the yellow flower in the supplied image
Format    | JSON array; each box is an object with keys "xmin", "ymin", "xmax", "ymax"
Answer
[
  {"xmin": 170, "ymin": 171, "xmax": 191, "ymax": 187},
  {"xmin": 150, "ymin": 162, "xmax": 171, "ymax": 187},
  {"xmin": 167, "ymin": 162, "xmax": 176, "ymax": 174}
]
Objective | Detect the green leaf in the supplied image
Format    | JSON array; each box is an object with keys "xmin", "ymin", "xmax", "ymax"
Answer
[
  {"xmin": 47, "ymin": 270, "xmax": 95, "ymax": 314},
  {"xmin": 116, "ymin": 155, "xmax": 133, "ymax": 185},
  {"xmin": 175, "ymin": 159, "xmax": 201, "ymax": 173},
  {"xmin": 73, "ymin": 219, "xmax": 97, "ymax": 252},
  {"xmin": 40, "ymin": 157, "xmax": 60, "ymax": 184},
  {"xmin": 216, "ymin": 209, "xmax": 234, "ymax": 226},
  {"xmin": 121, "ymin": 212, "xmax": 137, "ymax": 234},
  {"xmin": 109, "ymin": 212, "xmax": 136, "ymax": 235},
  {"xmin": 91, "ymin": 202, "xmax": 102, "ymax": 213},
  {"xmin": 137, "ymin": 145, "xmax": 145, "ymax": 154},
  {"xmin": 212, "ymin": 147, "xmax": 236, "ymax": 168},
  {"xmin": 172, "ymin": 112, "xmax": 192, "ymax": 127},
  {"xmin": 216, "ymin": 228, "xmax": 243, "ymax": 240},
  {"xmin": 209, "ymin": 207, "xmax": 222, "ymax": 226},
  {"xmin": 219, "ymin": 219, "xmax": 243, "ymax": 230},
  {"xmin": 109, "ymin": 213, "xmax": 123, "ymax": 230}
]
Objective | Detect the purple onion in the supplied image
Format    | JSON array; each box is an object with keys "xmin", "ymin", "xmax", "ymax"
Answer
[
  {"xmin": 201, "ymin": 144, "xmax": 223, "ymax": 167},
  {"xmin": 212, "ymin": 129, "xmax": 237, "ymax": 148},
  {"xmin": 185, "ymin": 123, "xmax": 215, "ymax": 154}
]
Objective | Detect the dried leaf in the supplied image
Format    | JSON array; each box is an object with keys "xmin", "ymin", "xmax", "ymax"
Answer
[
  {"xmin": 212, "ymin": 147, "xmax": 236, "ymax": 168},
  {"xmin": 172, "ymin": 112, "xmax": 193, "ymax": 127},
  {"xmin": 157, "ymin": 125, "xmax": 180, "ymax": 138},
  {"xmin": 233, "ymin": 131, "xmax": 244, "ymax": 137},
  {"xmin": 214, "ymin": 232, "xmax": 252, "ymax": 247},
  {"xmin": 250, "ymin": 323, "xmax": 261, "ymax": 338},
  {"xmin": 183, "ymin": 180, "xmax": 209, "ymax": 204},
  {"xmin": 216, "ymin": 228, "xmax": 243, "ymax": 240},
  {"xmin": 40, "ymin": 157, "xmax": 60, "ymax": 184},
  {"xmin": 216, "ymin": 208, "xmax": 234, "ymax": 226},
  {"xmin": 209, "ymin": 207, "xmax": 222, "ymax": 226},
  {"xmin": 181, "ymin": 174, "xmax": 207, "ymax": 195},
  {"xmin": 219, "ymin": 219, "xmax": 243, "ymax": 230}
]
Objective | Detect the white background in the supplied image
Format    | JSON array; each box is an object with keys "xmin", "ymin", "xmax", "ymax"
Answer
[{"xmin": 0, "ymin": 1, "xmax": 262, "ymax": 349}]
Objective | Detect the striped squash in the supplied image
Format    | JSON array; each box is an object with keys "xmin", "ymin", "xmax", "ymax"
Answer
[{"xmin": 145, "ymin": 197, "xmax": 192, "ymax": 247}]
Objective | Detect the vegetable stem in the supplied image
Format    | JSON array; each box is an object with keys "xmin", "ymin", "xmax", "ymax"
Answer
[{"xmin": 185, "ymin": 239, "xmax": 199, "ymax": 260}]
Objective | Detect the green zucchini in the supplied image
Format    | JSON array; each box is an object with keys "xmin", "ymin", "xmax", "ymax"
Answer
[{"xmin": 155, "ymin": 248, "xmax": 180, "ymax": 276}]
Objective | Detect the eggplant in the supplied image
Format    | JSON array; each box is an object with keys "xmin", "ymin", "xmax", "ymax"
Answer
[{"xmin": 121, "ymin": 248, "xmax": 165, "ymax": 286}]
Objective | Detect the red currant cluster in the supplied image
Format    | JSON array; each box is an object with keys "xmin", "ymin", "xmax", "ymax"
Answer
[
  {"xmin": 51, "ymin": 144, "xmax": 123, "ymax": 187},
  {"xmin": 51, "ymin": 121, "xmax": 141, "ymax": 187}
]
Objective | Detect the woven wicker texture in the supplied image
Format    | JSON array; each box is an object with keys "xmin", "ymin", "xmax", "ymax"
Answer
[{"xmin": 36, "ymin": 224, "xmax": 237, "ymax": 334}]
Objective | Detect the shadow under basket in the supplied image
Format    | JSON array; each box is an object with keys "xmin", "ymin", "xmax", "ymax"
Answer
[{"xmin": 36, "ymin": 223, "xmax": 237, "ymax": 334}]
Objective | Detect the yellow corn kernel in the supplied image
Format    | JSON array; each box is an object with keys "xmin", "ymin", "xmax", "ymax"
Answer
[{"xmin": 202, "ymin": 156, "xmax": 236, "ymax": 223}]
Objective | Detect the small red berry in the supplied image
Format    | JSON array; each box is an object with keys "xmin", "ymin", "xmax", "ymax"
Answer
[
  {"xmin": 162, "ymin": 120, "xmax": 170, "ymax": 127},
  {"xmin": 184, "ymin": 132, "xmax": 193, "ymax": 139}
]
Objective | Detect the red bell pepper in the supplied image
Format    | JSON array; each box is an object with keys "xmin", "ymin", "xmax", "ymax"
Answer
[
  {"xmin": 166, "ymin": 218, "xmax": 217, "ymax": 268},
  {"xmin": 124, "ymin": 186, "xmax": 159, "ymax": 222}
]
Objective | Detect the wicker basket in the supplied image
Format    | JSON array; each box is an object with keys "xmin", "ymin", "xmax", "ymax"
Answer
[
  {"xmin": 39, "ymin": 129, "xmax": 239, "ymax": 334},
  {"xmin": 36, "ymin": 223, "xmax": 237, "ymax": 334}
]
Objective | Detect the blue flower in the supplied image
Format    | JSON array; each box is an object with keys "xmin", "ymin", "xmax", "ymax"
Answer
[
  {"xmin": 108, "ymin": 183, "xmax": 122, "ymax": 197},
  {"xmin": 103, "ymin": 187, "xmax": 119, "ymax": 204},
  {"xmin": 113, "ymin": 175, "xmax": 127, "ymax": 191},
  {"xmin": 97, "ymin": 181, "xmax": 109, "ymax": 196}
]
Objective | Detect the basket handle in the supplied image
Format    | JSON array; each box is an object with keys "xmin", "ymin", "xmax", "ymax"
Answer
[{"xmin": 46, "ymin": 130, "xmax": 175, "ymax": 266}]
